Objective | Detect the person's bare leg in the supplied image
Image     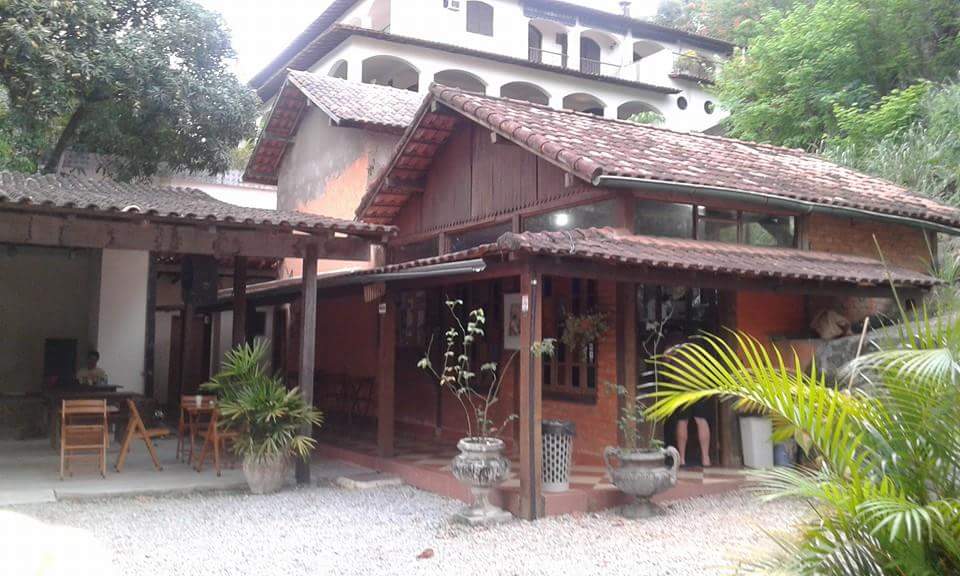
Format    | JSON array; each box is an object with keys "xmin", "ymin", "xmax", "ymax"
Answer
[
  {"xmin": 675, "ymin": 419, "xmax": 688, "ymax": 466},
  {"xmin": 695, "ymin": 417, "xmax": 711, "ymax": 467}
]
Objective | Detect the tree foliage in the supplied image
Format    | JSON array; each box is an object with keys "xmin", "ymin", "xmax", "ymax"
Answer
[
  {"xmin": 0, "ymin": 0, "xmax": 258, "ymax": 180},
  {"xmin": 714, "ymin": 0, "xmax": 960, "ymax": 150},
  {"xmin": 654, "ymin": 0, "xmax": 810, "ymax": 44}
]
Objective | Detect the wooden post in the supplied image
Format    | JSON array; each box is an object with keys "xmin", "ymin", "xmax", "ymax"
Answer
[
  {"xmin": 295, "ymin": 245, "xmax": 318, "ymax": 485},
  {"xmin": 377, "ymin": 295, "xmax": 397, "ymax": 457},
  {"xmin": 519, "ymin": 264, "xmax": 544, "ymax": 520},
  {"xmin": 232, "ymin": 256, "xmax": 248, "ymax": 347},
  {"xmin": 177, "ymin": 302, "xmax": 194, "ymax": 396},
  {"xmin": 616, "ymin": 283, "xmax": 638, "ymax": 447},
  {"xmin": 143, "ymin": 253, "xmax": 157, "ymax": 399}
]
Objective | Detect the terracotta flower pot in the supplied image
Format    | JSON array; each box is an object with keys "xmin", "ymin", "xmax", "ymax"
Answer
[
  {"xmin": 603, "ymin": 446, "xmax": 680, "ymax": 518},
  {"xmin": 242, "ymin": 454, "xmax": 290, "ymax": 494},
  {"xmin": 450, "ymin": 437, "xmax": 512, "ymax": 526}
]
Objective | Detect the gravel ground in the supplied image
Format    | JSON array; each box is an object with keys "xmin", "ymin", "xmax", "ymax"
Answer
[{"xmin": 8, "ymin": 484, "xmax": 805, "ymax": 576}]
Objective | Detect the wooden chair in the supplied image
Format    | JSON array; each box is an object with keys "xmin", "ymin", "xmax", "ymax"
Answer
[
  {"xmin": 176, "ymin": 395, "xmax": 216, "ymax": 464},
  {"xmin": 60, "ymin": 399, "xmax": 108, "ymax": 480},
  {"xmin": 194, "ymin": 409, "xmax": 238, "ymax": 476},
  {"xmin": 115, "ymin": 399, "xmax": 171, "ymax": 472}
]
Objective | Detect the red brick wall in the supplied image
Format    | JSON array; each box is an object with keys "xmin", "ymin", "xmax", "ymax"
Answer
[{"xmin": 543, "ymin": 280, "xmax": 619, "ymax": 463}]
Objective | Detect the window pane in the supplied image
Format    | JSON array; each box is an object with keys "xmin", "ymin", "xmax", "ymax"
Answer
[
  {"xmin": 742, "ymin": 213, "xmax": 795, "ymax": 247},
  {"xmin": 698, "ymin": 219, "xmax": 738, "ymax": 243},
  {"xmin": 634, "ymin": 200, "xmax": 693, "ymax": 238},
  {"xmin": 448, "ymin": 222, "xmax": 512, "ymax": 252},
  {"xmin": 388, "ymin": 237, "xmax": 438, "ymax": 264},
  {"xmin": 523, "ymin": 200, "xmax": 619, "ymax": 233}
]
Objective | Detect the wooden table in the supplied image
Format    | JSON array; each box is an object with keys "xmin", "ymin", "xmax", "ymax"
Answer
[{"xmin": 44, "ymin": 389, "xmax": 142, "ymax": 446}]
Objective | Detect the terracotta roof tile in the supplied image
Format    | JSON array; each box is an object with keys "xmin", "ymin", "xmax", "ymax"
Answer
[
  {"xmin": 287, "ymin": 71, "xmax": 423, "ymax": 130},
  {"xmin": 0, "ymin": 171, "xmax": 393, "ymax": 237},
  {"xmin": 418, "ymin": 86, "xmax": 960, "ymax": 231},
  {"xmin": 495, "ymin": 228, "xmax": 937, "ymax": 288}
]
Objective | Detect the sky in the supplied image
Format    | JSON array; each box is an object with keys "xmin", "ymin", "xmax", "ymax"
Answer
[{"xmin": 197, "ymin": 0, "xmax": 662, "ymax": 82}]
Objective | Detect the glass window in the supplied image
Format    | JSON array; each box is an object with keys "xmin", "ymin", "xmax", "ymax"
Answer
[
  {"xmin": 466, "ymin": 1, "xmax": 493, "ymax": 36},
  {"xmin": 697, "ymin": 207, "xmax": 738, "ymax": 243},
  {"xmin": 634, "ymin": 200, "xmax": 693, "ymax": 238},
  {"xmin": 523, "ymin": 200, "xmax": 619, "ymax": 233},
  {"xmin": 388, "ymin": 237, "xmax": 438, "ymax": 264},
  {"xmin": 742, "ymin": 213, "xmax": 796, "ymax": 247},
  {"xmin": 448, "ymin": 222, "xmax": 512, "ymax": 252}
]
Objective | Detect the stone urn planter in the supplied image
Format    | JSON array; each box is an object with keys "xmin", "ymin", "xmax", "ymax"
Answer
[
  {"xmin": 603, "ymin": 446, "xmax": 680, "ymax": 518},
  {"xmin": 242, "ymin": 454, "xmax": 289, "ymax": 495},
  {"xmin": 450, "ymin": 437, "xmax": 512, "ymax": 526}
]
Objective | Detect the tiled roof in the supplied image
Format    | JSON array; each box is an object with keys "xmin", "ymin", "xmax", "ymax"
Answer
[
  {"xmin": 358, "ymin": 85, "xmax": 960, "ymax": 231},
  {"xmin": 243, "ymin": 73, "xmax": 422, "ymax": 185},
  {"xmin": 287, "ymin": 71, "xmax": 422, "ymax": 130},
  {"xmin": 495, "ymin": 228, "xmax": 937, "ymax": 288},
  {"xmin": 0, "ymin": 172, "xmax": 393, "ymax": 237}
]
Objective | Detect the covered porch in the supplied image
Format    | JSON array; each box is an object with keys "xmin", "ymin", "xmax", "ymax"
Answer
[
  {"xmin": 0, "ymin": 172, "xmax": 390, "ymax": 485},
  {"xmin": 231, "ymin": 226, "xmax": 936, "ymax": 520}
]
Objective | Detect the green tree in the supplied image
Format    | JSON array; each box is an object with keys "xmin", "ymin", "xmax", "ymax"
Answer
[
  {"xmin": 715, "ymin": 0, "xmax": 960, "ymax": 150},
  {"xmin": 0, "ymin": 0, "xmax": 258, "ymax": 180},
  {"xmin": 654, "ymin": 0, "xmax": 810, "ymax": 44}
]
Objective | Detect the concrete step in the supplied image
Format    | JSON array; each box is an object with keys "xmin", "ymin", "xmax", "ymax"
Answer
[{"xmin": 335, "ymin": 472, "xmax": 404, "ymax": 490}]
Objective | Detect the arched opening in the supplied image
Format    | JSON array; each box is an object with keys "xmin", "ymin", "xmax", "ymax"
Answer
[
  {"xmin": 500, "ymin": 82, "xmax": 550, "ymax": 106},
  {"xmin": 618, "ymin": 101, "xmax": 664, "ymax": 124},
  {"xmin": 328, "ymin": 60, "xmax": 348, "ymax": 80},
  {"xmin": 563, "ymin": 93, "xmax": 605, "ymax": 116},
  {"xmin": 633, "ymin": 40, "xmax": 665, "ymax": 62},
  {"xmin": 528, "ymin": 19, "xmax": 568, "ymax": 67},
  {"xmin": 580, "ymin": 30, "xmax": 617, "ymax": 75},
  {"xmin": 434, "ymin": 69, "xmax": 486, "ymax": 94},
  {"xmin": 361, "ymin": 55, "xmax": 419, "ymax": 92},
  {"xmin": 466, "ymin": 1, "xmax": 494, "ymax": 36}
]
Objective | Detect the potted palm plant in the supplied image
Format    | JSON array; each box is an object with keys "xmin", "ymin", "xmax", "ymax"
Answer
[
  {"xmin": 603, "ymin": 382, "xmax": 680, "ymax": 518},
  {"xmin": 203, "ymin": 340, "xmax": 323, "ymax": 494},
  {"xmin": 418, "ymin": 299, "xmax": 553, "ymax": 526}
]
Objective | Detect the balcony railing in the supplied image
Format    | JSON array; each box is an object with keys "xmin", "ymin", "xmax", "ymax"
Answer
[
  {"xmin": 528, "ymin": 47, "xmax": 568, "ymax": 68},
  {"xmin": 670, "ymin": 52, "xmax": 717, "ymax": 84}
]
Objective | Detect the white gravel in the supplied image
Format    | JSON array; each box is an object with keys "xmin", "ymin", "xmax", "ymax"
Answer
[{"xmin": 8, "ymin": 483, "xmax": 805, "ymax": 575}]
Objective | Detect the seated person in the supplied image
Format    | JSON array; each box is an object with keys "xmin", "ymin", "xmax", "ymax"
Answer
[{"xmin": 76, "ymin": 350, "xmax": 108, "ymax": 387}]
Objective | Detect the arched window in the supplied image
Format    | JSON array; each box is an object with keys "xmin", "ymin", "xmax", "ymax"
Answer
[
  {"xmin": 329, "ymin": 60, "xmax": 348, "ymax": 80},
  {"xmin": 580, "ymin": 37, "xmax": 601, "ymax": 75},
  {"xmin": 466, "ymin": 1, "xmax": 493, "ymax": 36},
  {"xmin": 500, "ymin": 82, "xmax": 550, "ymax": 106},
  {"xmin": 434, "ymin": 70, "xmax": 486, "ymax": 94}
]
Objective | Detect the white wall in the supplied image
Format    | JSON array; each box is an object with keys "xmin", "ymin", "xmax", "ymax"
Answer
[
  {"xmin": 325, "ymin": 0, "xmax": 727, "ymax": 131},
  {"xmin": 97, "ymin": 250, "xmax": 149, "ymax": 394}
]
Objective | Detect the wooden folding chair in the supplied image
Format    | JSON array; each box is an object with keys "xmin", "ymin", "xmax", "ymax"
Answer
[
  {"xmin": 116, "ymin": 399, "xmax": 171, "ymax": 472},
  {"xmin": 194, "ymin": 409, "xmax": 238, "ymax": 476},
  {"xmin": 60, "ymin": 399, "xmax": 108, "ymax": 480},
  {"xmin": 176, "ymin": 395, "xmax": 216, "ymax": 464}
]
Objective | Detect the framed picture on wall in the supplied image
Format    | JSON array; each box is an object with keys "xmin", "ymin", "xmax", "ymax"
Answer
[{"xmin": 503, "ymin": 293, "xmax": 522, "ymax": 350}]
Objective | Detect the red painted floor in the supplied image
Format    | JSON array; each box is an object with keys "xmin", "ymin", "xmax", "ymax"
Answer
[{"xmin": 315, "ymin": 432, "xmax": 747, "ymax": 518}]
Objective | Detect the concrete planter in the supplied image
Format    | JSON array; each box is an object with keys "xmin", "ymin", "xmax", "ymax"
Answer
[
  {"xmin": 603, "ymin": 446, "xmax": 680, "ymax": 518},
  {"xmin": 450, "ymin": 437, "xmax": 512, "ymax": 526},
  {"xmin": 242, "ymin": 454, "xmax": 290, "ymax": 494}
]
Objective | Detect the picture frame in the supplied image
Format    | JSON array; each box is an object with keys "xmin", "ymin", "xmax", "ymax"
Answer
[{"xmin": 503, "ymin": 293, "xmax": 522, "ymax": 350}]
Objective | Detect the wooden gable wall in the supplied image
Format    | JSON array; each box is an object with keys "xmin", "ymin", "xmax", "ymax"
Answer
[{"xmin": 392, "ymin": 123, "xmax": 581, "ymax": 237}]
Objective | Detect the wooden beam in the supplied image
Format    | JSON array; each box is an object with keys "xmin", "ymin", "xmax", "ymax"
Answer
[
  {"xmin": 616, "ymin": 283, "xmax": 638, "ymax": 447},
  {"xmin": 232, "ymin": 256, "xmax": 248, "ymax": 347},
  {"xmin": 519, "ymin": 263, "xmax": 544, "ymax": 520},
  {"xmin": 376, "ymin": 295, "xmax": 398, "ymax": 457},
  {"xmin": 0, "ymin": 210, "xmax": 373, "ymax": 260},
  {"xmin": 295, "ymin": 244, "xmax": 318, "ymax": 485}
]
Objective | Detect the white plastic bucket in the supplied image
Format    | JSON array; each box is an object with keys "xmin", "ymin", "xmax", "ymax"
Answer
[{"xmin": 739, "ymin": 416, "xmax": 774, "ymax": 469}]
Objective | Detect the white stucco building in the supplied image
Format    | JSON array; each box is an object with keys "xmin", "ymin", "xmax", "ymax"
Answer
[{"xmin": 248, "ymin": 0, "xmax": 734, "ymax": 132}]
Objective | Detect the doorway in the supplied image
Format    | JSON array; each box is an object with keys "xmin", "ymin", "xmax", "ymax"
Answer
[{"xmin": 637, "ymin": 285, "xmax": 720, "ymax": 467}]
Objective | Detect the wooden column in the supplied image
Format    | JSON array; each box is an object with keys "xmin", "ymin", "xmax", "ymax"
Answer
[
  {"xmin": 231, "ymin": 256, "xmax": 248, "ymax": 347},
  {"xmin": 616, "ymin": 283, "xmax": 638, "ymax": 447},
  {"xmin": 377, "ymin": 295, "xmax": 397, "ymax": 457},
  {"xmin": 143, "ymin": 253, "xmax": 158, "ymax": 399},
  {"xmin": 295, "ymin": 245, "xmax": 318, "ymax": 485},
  {"xmin": 519, "ymin": 264, "xmax": 544, "ymax": 520},
  {"xmin": 177, "ymin": 302, "xmax": 194, "ymax": 396}
]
